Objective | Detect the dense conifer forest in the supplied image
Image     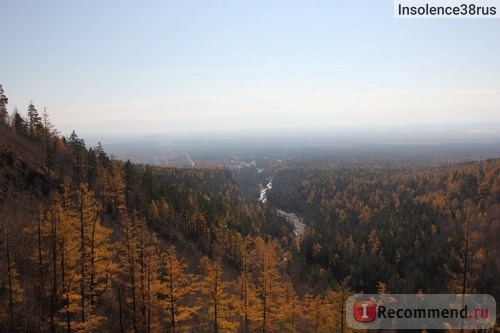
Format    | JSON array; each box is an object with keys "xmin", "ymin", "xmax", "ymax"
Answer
[{"xmin": 0, "ymin": 86, "xmax": 498, "ymax": 331}]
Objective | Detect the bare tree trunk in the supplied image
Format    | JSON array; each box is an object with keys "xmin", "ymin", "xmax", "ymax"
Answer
[
  {"xmin": 125, "ymin": 218, "xmax": 138, "ymax": 333},
  {"xmin": 118, "ymin": 287, "xmax": 125, "ymax": 333},
  {"xmin": 243, "ymin": 253, "xmax": 249, "ymax": 332},
  {"xmin": 139, "ymin": 221, "xmax": 146, "ymax": 328},
  {"xmin": 5, "ymin": 223, "xmax": 14, "ymax": 332},
  {"xmin": 169, "ymin": 254, "xmax": 176, "ymax": 333},
  {"xmin": 462, "ymin": 218, "xmax": 470, "ymax": 295},
  {"xmin": 50, "ymin": 209, "xmax": 58, "ymax": 332},
  {"xmin": 61, "ymin": 239, "xmax": 71, "ymax": 333},
  {"xmin": 214, "ymin": 266, "xmax": 218, "ymax": 333},
  {"xmin": 460, "ymin": 216, "xmax": 470, "ymax": 333},
  {"xmin": 90, "ymin": 215, "xmax": 97, "ymax": 307},
  {"xmin": 147, "ymin": 256, "xmax": 151, "ymax": 333},
  {"xmin": 340, "ymin": 288, "xmax": 344, "ymax": 333},
  {"xmin": 80, "ymin": 188, "xmax": 86, "ymax": 323},
  {"xmin": 37, "ymin": 208, "xmax": 45, "ymax": 330}
]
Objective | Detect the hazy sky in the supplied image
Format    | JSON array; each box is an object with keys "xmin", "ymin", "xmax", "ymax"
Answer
[{"xmin": 1, "ymin": 0, "xmax": 499, "ymax": 136}]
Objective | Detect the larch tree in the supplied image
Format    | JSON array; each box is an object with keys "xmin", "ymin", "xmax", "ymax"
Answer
[
  {"xmin": 275, "ymin": 281, "xmax": 300, "ymax": 332},
  {"xmin": 25, "ymin": 190, "xmax": 115, "ymax": 333},
  {"xmin": 237, "ymin": 243, "xmax": 261, "ymax": 332},
  {"xmin": 32, "ymin": 198, "xmax": 75, "ymax": 332},
  {"xmin": 116, "ymin": 213, "xmax": 167, "ymax": 332},
  {"xmin": 142, "ymin": 233, "xmax": 164, "ymax": 333},
  {"xmin": 159, "ymin": 245, "xmax": 199, "ymax": 332},
  {"xmin": 66, "ymin": 184, "xmax": 114, "ymax": 332},
  {"xmin": 116, "ymin": 214, "xmax": 141, "ymax": 332},
  {"xmin": 302, "ymin": 294, "xmax": 325, "ymax": 333},
  {"xmin": 251, "ymin": 237, "xmax": 285, "ymax": 333},
  {"xmin": 445, "ymin": 201, "xmax": 486, "ymax": 295},
  {"xmin": 100, "ymin": 161, "xmax": 127, "ymax": 216},
  {"xmin": 119, "ymin": 214, "xmax": 164, "ymax": 333},
  {"xmin": 335, "ymin": 278, "xmax": 353, "ymax": 333},
  {"xmin": 197, "ymin": 256, "xmax": 239, "ymax": 333},
  {"xmin": 322, "ymin": 289, "xmax": 347, "ymax": 332},
  {"xmin": 149, "ymin": 199, "xmax": 160, "ymax": 223}
]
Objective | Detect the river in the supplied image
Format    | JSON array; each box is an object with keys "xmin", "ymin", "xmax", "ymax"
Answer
[
  {"xmin": 259, "ymin": 177, "xmax": 273, "ymax": 203},
  {"xmin": 259, "ymin": 177, "xmax": 306, "ymax": 236}
]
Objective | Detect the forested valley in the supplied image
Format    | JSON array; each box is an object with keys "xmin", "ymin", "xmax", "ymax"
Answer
[{"xmin": 0, "ymin": 86, "xmax": 499, "ymax": 332}]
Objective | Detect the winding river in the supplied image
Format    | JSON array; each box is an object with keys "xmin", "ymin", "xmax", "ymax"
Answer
[
  {"xmin": 259, "ymin": 177, "xmax": 273, "ymax": 203},
  {"xmin": 259, "ymin": 177, "xmax": 306, "ymax": 236}
]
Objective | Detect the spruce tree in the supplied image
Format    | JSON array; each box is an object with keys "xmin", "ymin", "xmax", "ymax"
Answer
[
  {"xmin": 27, "ymin": 101, "xmax": 41, "ymax": 138},
  {"xmin": 0, "ymin": 85, "xmax": 8, "ymax": 126}
]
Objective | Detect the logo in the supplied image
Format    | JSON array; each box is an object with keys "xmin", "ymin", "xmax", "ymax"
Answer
[
  {"xmin": 354, "ymin": 300, "xmax": 377, "ymax": 322},
  {"xmin": 347, "ymin": 294, "xmax": 496, "ymax": 329}
]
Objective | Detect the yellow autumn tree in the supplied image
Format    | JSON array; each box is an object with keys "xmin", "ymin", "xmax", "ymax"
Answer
[
  {"xmin": 158, "ymin": 245, "xmax": 199, "ymax": 332},
  {"xmin": 116, "ymin": 213, "xmax": 143, "ymax": 332},
  {"xmin": 251, "ymin": 237, "xmax": 285, "ymax": 333},
  {"xmin": 237, "ymin": 245, "xmax": 261, "ymax": 332},
  {"xmin": 70, "ymin": 184, "xmax": 115, "ymax": 332},
  {"xmin": 197, "ymin": 256, "xmax": 239, "ymax": 332},
  {"xmin": 26, "ymin": 187, "xmax": 115, "ymax": 333},
  {"xmin": 135, "ymin": 219, "xmax": 165, "ymax": 332},
  {"xmin": 275, "ymin": 281, "xmax": 300, "ymax": 332}
]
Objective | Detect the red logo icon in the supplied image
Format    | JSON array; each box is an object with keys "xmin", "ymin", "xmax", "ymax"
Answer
[{"xmin": 354, "ymin": 300, "xmax": 377, "ymax": 322}]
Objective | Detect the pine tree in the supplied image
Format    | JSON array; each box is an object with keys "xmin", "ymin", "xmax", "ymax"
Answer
[
  {"xmin": 98, "ymin": 161, "xmax": 126, "ymax": 216},
  {"xmin": 68, "ymin": 130, "xmax": 87, "ymax": 184},
  {"xmin": 41, "ymin": 108, "xmax": 58, "ymax": 177},
  {"xmin": 27, "ymin": 101, "xmax": 42, "ymax": 139},
  {"xmin": 11, "ymin": 108, "xmax": 27, "ymax": 137},
  {"xmin": 0, "ymin": 84, "xmax": 8, "ymax": 126}
]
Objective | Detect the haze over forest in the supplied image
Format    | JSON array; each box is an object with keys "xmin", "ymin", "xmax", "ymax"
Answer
[{"xmin": 1, "ymin": 1, "xmax": 500, "ymax": 139}]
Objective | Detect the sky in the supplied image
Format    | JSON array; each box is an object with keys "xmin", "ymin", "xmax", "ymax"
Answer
[{"xmin": 1, "ymin": 0, "xmax": 500, "ymax": 136}]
